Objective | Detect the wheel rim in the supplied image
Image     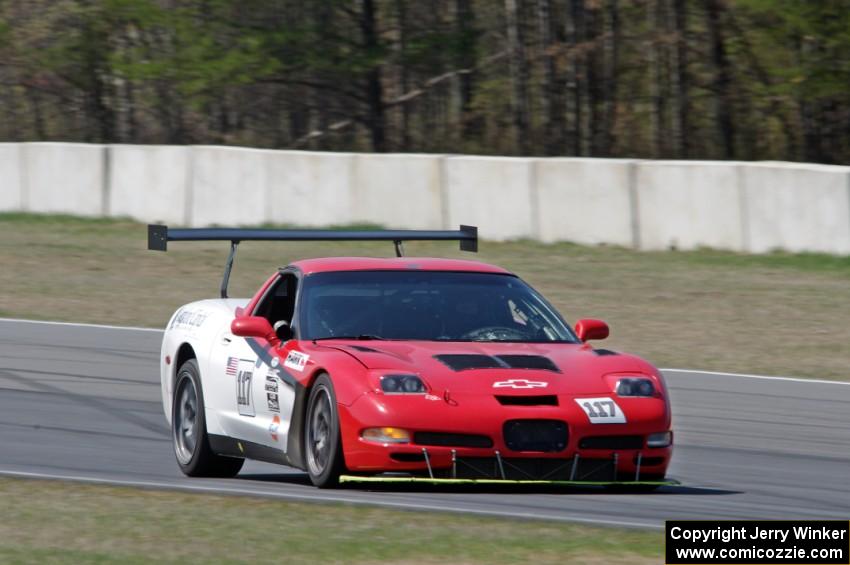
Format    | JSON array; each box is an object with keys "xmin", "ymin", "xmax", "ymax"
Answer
[
  {"xmin": 173, "ymin": 374, "xmax": 199, "ymax": 465},
  {"xmin": 306, "ymin": 386, "xmax": 333, "ymax": 476}
]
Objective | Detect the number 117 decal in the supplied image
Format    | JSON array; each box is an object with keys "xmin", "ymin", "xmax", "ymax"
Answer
[{"xmin": 575, "ymin": 397, "xmax": 627, "ymax": 424}]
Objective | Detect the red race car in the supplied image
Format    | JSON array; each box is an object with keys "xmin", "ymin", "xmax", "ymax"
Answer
[{"xmin": 150, "ymin": 225, "xmax": 673, "ymax": 489}]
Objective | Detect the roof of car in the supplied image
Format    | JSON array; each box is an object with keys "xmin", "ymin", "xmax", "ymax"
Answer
[{"xmin": 289, "ymin": 257, "xmax": 513, "ymax": 275}]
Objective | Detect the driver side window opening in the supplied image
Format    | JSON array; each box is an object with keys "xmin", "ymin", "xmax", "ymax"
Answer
[{"xmin": 254, "ymin": 273, "xmax": 299, "ymax": 337}]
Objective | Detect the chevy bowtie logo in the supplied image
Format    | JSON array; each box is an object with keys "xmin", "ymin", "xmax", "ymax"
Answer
[{"xmin": 493, "ymin": 379, "xmax": 548, "ymax": 389}]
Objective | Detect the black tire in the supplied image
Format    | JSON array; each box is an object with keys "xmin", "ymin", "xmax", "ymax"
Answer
[
  {"xmin": 304, "ymin": 373, "xmax": 346, "ymax": 488},
  {"xmin": 172, "ymin": 359, "xmax": 244, "ymax": 478}
]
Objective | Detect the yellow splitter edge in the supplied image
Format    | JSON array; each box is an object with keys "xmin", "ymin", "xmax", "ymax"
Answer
[{"xmin": 340, "ymin": 475, "xmax": 680, "ymax": 487}]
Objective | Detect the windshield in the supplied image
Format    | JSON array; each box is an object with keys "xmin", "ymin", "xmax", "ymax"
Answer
[{"xmin": 298, "ymin": 271, "xmax": 578, "ymax": 343}]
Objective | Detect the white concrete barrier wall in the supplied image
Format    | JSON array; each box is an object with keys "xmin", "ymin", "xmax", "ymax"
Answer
[
  {"xmin": 444, "ymin": 156, "xmax": 536, "ymax": 240},
  {"xmin": 190, "ymin": 146, "xmax": 269, "ymax": 227},
  {"xmin": 635, "ymin": 161, "xmax": 746, "ymax": 251},
  {"xmin": 22, "ymin": 143, "xmax": 104, "ymax": 216},
  {"xmin": 536, "ymin": 158, "xmax": 635, "ymax": 246},
  {"xmin": 1, "ymin": 142, "xmax": 849, "ymax": 256},
  {"xmin": 740, "ymin": 162, "xmax": 850, "ymax": 255},
  {"xmin": 0, "ymin": 143, "xmax": 22, "ymax": 211},
  {"xmin": 351, "ymin": 153, "xmax": 443, "ymax": 229},
  {"xmin": 266, "ymin": 150, "xmax": 355, "ymax": 227},
  {"xmin": 108, "ymin": 145, "xmax": 190, "ymax": 225}
]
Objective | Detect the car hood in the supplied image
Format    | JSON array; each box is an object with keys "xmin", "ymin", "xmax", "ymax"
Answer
[{"xmin": 322, "ymin": 340, "xmax": 656, "ymax": 396}]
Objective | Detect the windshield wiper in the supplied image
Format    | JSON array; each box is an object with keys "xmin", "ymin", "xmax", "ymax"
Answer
[{"xmin": 312, "ymin": 334, "xmax": 386, "ymax": 341}]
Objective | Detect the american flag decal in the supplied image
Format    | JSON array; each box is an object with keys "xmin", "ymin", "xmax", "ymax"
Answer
[{"xmin": 225, "ymin": 356, "xmax": 238, "ymax": 376}]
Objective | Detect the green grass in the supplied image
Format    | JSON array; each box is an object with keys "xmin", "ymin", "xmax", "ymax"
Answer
[
  {"xmin": 1, "ymin": 212, "xmax": 848, "ymax": 379},
  {"xmin": 0, "ymin": 478, "xmax": 661, "ymax": 565}
]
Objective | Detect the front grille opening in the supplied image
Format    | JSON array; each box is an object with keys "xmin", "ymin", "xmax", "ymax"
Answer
[
  {"xmin": 390, "ymin": 453, "xmax": 425, "ymax": 462},
  {"xmin": 579, "ymin": 435, "xmax": 644, "ymax": 450},
  {"xmin": 413, "ymin": 432, "xmax": 494, "ymax": 448},
  {"xmin": 503, "ymin": 419, "xmax": 568, "ymax": 452},
  {"xmin": 495, "ymin": 354, "xmax": 560, "ymax": 372},
  {"xmin": 434, "ymin": 354, "xmax": 502, "ymax": 371},
  {"xmin": 496, "ymin": 395, "xmax": 558, "ymax": 406}
]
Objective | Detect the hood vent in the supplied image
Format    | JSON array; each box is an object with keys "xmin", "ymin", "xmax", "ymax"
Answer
[
  {"xmin": 435, "ymin": 353, "xmax": 560, "ymax": 372},
  {"xmin": 434, "ymin": 354, "xmax": 502, "ymax": 371},
  {"xmin": 495, "ymin": 355, "xmax": 560, "ymax": 372},
  {"xmin": 593, "ymin": 349, "xmax": 619, "ymax": 356}
]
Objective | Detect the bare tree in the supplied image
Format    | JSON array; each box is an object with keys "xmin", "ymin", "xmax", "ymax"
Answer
[
  {"xmin": 706, "ymin": 0, "xmax": 735, "ymax": 159},
  {"xmin": 505, "ymin": 0, "xmax": 530, "ymax": 153}
]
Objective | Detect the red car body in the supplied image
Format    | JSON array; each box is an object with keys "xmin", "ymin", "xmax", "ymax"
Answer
[{"xmin": 234, "ymin": 257, "xmax": 673, "ymax": 481}]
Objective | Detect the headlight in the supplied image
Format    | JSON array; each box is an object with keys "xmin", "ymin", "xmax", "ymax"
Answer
[
  {"xmin": 647, "ymin": 431, "xmax": 672, "ymax": 448},
  {"xmin": 381, "ymin": 374, "xmax": 427, "ymax": 394},
  {"xmin": 361, "ymin": 427, "xmax": 410, "ymax": 443},
  {"xmin": 616, "ymin": 377, "xmax": 655, "ymax": 397}
]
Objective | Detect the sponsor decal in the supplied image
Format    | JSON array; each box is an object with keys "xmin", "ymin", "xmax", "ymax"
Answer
[
  {"xmin": 575, "ymin": 397, "xmax": 627, "ymax": 424},
  {"xmin": 267, "ymin": 392, "xmax": 280, "ymax": 413},
  {"xmin": 269, "ymin": 415, "xmax": 281, "ymax": 441},
  {"xmin": 284, "ymin": 350, "xmax": 309, "ymax": 372},
  {"xmin": 266, "ymin": 374, "xmax": 280, "ymax": 412},
  {"xmin": 225, "ymin": 356, "xmax": 238, "ymax": 377},
  {"xmin": 492, "ymin": 379, "xmax": 548, "ymax": 389},
  {"xmin": 265, "ymin": 376, "xmax": 279, "ymax": 393},
  {"xmin": 170, "ymin": 309, "xmax": 209, "ymax": 329}
]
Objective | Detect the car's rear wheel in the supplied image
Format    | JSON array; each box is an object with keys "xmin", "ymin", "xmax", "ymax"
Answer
[
  {"xmin": 173, "ymin": 358, "xmax": 244, "ymax": 477},
  {"xmin": 304, "ymin": 373, "xmax": 345, "ymax": 488}
]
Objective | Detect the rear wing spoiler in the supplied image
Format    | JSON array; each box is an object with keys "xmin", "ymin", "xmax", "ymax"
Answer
[{"xmin": 147, "ymin": 224, "xmax": 478, "ymax": 298}]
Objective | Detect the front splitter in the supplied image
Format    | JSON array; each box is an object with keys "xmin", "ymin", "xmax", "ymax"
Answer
[{"xmin": 340, "ymin": 475, "xmax": 679, "ymax": 488}]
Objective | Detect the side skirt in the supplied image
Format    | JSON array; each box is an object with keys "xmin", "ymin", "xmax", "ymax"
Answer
[{"xmin": 208, "ymin": 434, "xmax": 298, "ymax": 468}]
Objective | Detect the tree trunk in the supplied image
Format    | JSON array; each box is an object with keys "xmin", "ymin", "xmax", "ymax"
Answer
[
  {"xmin": 564, "ymin": 0, "xmax": 583, "ymax": 155},
  {"xmin": 647, "ymin": 0, "xmax": 664, "ymax": 157},
  {"xmin": 599, "ymin": 0, "xmax": 620, "ymax": 155},
  {"xmin": 361, "ymin": 0, "xmax": 387, "ymax": 152},
  {"xmin": 454, "ymin": 0, "xmax": 476, "ymax": 141},
  {"xmin": 669, "ymin": 0, "xmax": 688, "ymax": 158},
  {"xmin": 706, "ymin": 0, "xmax": 735, "ymax": 159},
  {"xmin": 396, "ymin": 0, "xmax": 411, "ymax": 150},
  {"xmin": 537, "ymin": 0, "xmax": 563, "ymax": 155},
  {"xmin": 505, "ymin": 0, "xmax": 530, "ymax": 154}
]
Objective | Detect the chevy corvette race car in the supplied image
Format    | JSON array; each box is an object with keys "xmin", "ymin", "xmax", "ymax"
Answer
[{"xmin": 149, "ymin": 225, "xmax": 673, "ymax": 489}]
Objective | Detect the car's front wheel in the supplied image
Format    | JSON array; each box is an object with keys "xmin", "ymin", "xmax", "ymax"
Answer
[
  {"xmin": 172, "ymin": 359, "xmax": 244, "ymax": 477},
  {"xmin": 304, "ymin": 373, "xmax": 345, "ymax": 488}
]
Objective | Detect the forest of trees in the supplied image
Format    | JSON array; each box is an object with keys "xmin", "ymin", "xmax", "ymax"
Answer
[{"xmin": 0, "ymin": 0, "xmax": 848, "ymax": 163}]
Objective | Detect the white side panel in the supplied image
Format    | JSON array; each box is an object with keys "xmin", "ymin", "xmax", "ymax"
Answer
[{"xmin": 159, "ymin": 299, "xmax": 247, "ymax": 435}]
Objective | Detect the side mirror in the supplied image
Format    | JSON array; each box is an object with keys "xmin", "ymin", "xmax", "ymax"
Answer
[
  {"xmin": 231, "ymin": 316, "xmax": 276, "ymax": 343},
  {"xmin": 575, "ymin": 318, "xmax": 609, "ymax": 342}
]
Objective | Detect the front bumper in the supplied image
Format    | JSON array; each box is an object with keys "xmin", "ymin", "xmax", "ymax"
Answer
[{"xmin": 339, "ymin": 391, "xmax": 673, "ymax": 481}]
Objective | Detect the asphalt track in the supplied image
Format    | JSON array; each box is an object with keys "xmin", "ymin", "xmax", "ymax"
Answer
[{"xmin": 1, "ymin": 318, "xmax": 848, "ymax": 530}]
